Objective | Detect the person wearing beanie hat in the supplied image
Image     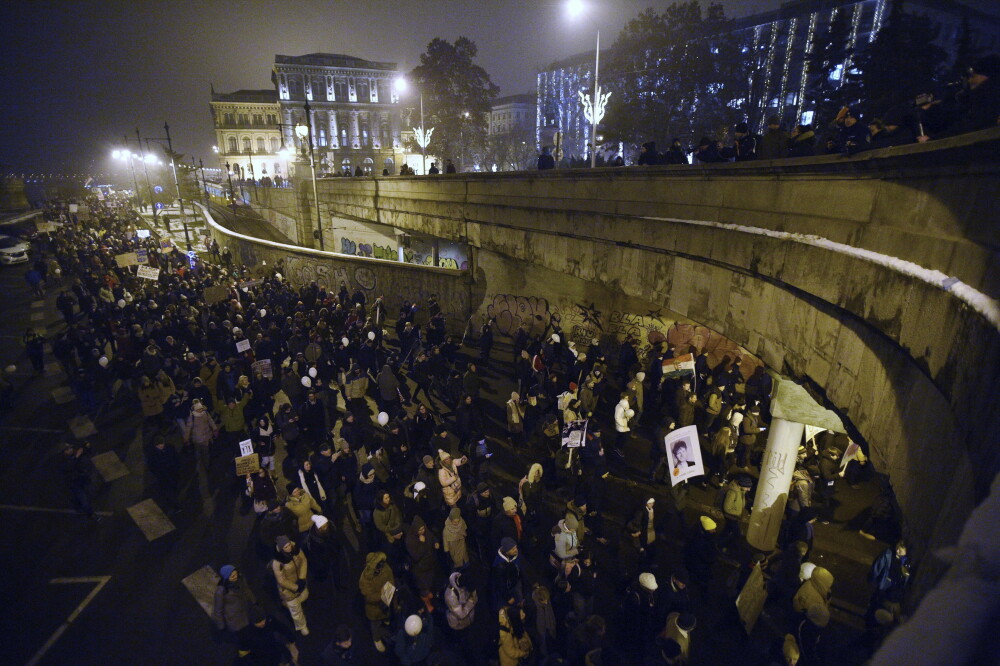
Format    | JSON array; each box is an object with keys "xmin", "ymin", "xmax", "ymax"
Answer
[
  {"xmin": 320, "ymin": 624, "xmax": 355, "ymax": 664},
  {"xmin": 438, "ymin": 447, "xmax": 468, "ymax": 507},
  {"xmin": 443, "ymin": 505, "xmax": 470, "ymax": 568},
  {"xmin": 491, "ymin": 536, "xmax": 524, "ymax": 610},
  {"xmin": 760, "ymin": 113, "xmax": 791, "ymax": 159},
  {"xmin": 783, "ymin": 633, "xmax": 801, "ymax": 665},
  {"xmin": 622, "ymin": 569, "xmax": 662, "ymax": 651},
  {"xmin": 554, "ymin": 513, "xmax": 580, "ymax": 561},
  {"xmin": 271, "ymin": 535, "xmax": 310, "ymax": 635},
  {"xmin": 662, "ymin": 610, "xmax": 697, "ymax": 661},
  {"xmin": 684, "ymin": 516, "xmax": 719, "ymax": 594},
  {"xmin": 259, "ymin": 499, "xmax": 296, "ymax": 551},
  {"xmin": 358, "ymin": 551, "xmax": 394, "ymax": 652},
  {"xmin": 721, "ymin": 121, "xmax": 758, "ymax": 161},
  {"xmin": 212, "ymin": 565, "xmax": 258, "ymax": 635},
  {"xmin": 493, "ymin": 496, "xmax": 524, "ymax": 553}
]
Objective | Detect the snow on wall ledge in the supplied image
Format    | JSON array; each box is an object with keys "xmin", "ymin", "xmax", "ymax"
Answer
[{"xmin": 646, "ymin": 215, "xmax": 1000, "ymax": 333}]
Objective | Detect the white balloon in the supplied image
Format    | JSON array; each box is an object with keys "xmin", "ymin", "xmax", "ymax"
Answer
[
  {"xmin": 117, "ymin": 299, "xmax": 126, "ymax": 308},
  {"xmin": 551, "ymin": 333, "xmax": 560, "ymax": 343},
  {"xmin": 377, "ymin": 411, "xmax": 389, "ymax": 426},
  {"xmin": 275, "ymin": 272, "xmax": 283, "ymax": 280},
  {"xmin": 259, "ymin": 309, "xmax": 266, "ymax": 318},
  {"xmin": 341, "ymin": 337, "xmax": 349, "ymax": 346},
  {"xmin": 308, "ymin": 367, "xmax": 317, "ymax": 378},
  {"xmin": 301, "ymin": 376, "xmax": 312, "ymax": 387},
  {"xmin": 367, "ymin": 331, "xmax": 376, "ymax": 341},
  {"xmin": 98, "ymin": 356, "xmax": 109, "ymax": 367}
]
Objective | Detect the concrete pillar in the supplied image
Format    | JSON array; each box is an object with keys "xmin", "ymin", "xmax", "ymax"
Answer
[
  {"xmin": 432, "ymin": 240, "xmax": 440, "ymax": 267},
  {"xmin": 747, "ymin": 418, "xmax": 804, "ymax": 551},
  {"xmin": 330, "ymin": 114, "xmax": 339, "ymax": 149},
  {"xmin": 349, "ymin": 112, "xmax": 360, "ymax": 149}
]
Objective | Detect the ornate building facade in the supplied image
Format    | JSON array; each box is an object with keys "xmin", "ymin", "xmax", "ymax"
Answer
[
  {"xmin": 271, "ymin": 53, "xmax": 404, "ymax": 176},
  {"xmin": 209, "ymin": 89, "xmax": 287, "ymax": 183}
]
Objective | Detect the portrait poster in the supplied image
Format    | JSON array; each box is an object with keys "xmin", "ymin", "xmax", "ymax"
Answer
[
  {"xmin": 664, "ymin": 425, "xmax": 705, "ymax": 486},
  {"xmin": 252, "ymin": 359, "xmax": 273, "ymax": 379},
  {"xmin": 561, "ymin": 419, "xmax": 588, "ymax": 448}
]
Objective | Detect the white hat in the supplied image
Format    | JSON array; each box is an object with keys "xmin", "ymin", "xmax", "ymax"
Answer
[
  {"xmin": 404, "ymin": 614, "xmax": 422, "ymax": 636},
  {"xmin": 639, "ymin": 572, "xmax": 658, "ymax": 591},
  {"xmin": 311, "ymin": 515, "xmax": 328, "ymax": 528}
]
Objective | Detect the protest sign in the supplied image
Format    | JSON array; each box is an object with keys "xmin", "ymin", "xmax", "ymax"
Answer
[
  {"xmin": 736, "ymin": 565, "xmax": 767, "ymax": 634},
  {"xmin": 664, "ymin": 425, "xmax": 705, "ymax": 486},
  {"xmin": 234, "ymin": 453, "xmax": 260, "ymax": 476},
  {"xmin": 36, "ymin": 221, "xmax": 57, "ymax": 233},
  {"xmin": 381, "ymin": 581, "xmax": 396, "ymax": 607},
  {"xmin": 159, "ymin": 239, "xmax": 173, "ymax": 253},
  {"xmin": 69, "ymin": 204, "xmax": 78, "ymax": 213},
  {"xmin": 135, "ymin": 248, "xmax": 148, "ymax": 264},
  {"xmin": 137, "ymin": 265, "xmax": 160, "ymax": 280},
  {"xmin": 236, "ymin": 339, "xmax": 251, "ymax": 354},
  {"xmin": 136, "ymin": 229, "xmax": 151, "ymax": 238},
  {"xmin": 114, "ymin": 252, "xmax": 138, "ymax": 267},
  {"xmin": 203, "ymin": 285, "xmax": 229, "ymax": 304},
  {"xmin": 804, "ymin": 425, "xmax": 825, "ymax": 443},
  {"xmin": 252, "ymin": 359, "xmax": 273, "ymax": 379},
  {"xmin": 839, "ymin": 441, "xmax": 860, "ymax": 473},
  {"xmin": 238, "ymin": 439, "xmax": 254, "ymax": 457},
  {"xmin": 561, "ymin": 419, "xmax": 588, "ymax": 448}
]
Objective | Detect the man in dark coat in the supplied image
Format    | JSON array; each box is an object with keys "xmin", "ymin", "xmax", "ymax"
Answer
[
  {"xmin": 758, "ymin": 115, "xmax": 790, "ymax": 159},
  {"xmin": 721, "ymin": 122, "xmax": 758, "ymax": 161},
  {"xmin": 944, "ymin": 55, "xmax": 1000, "ymax": 136},
  {"xmin": 537, "ymin": 147, "xmax": 555, "ymax": 170},
  {"xmin": 490, "ymin": 537, "xmax": 524, "ymax": 610}
]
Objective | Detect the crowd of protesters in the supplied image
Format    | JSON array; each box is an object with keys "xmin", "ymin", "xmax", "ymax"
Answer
[{"xmin": 3, "ymin": 193, "xmax": 916, "ymax": 665}]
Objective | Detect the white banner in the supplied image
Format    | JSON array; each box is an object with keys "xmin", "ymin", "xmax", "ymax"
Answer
[
  {"xmin": 664, "ymin": 425, "xmax": 705, "ymax": 486},
  {"xmin": 238, "ymin": 439, "xmax": 254, "ymax": 457},
  {"xmin": 136, "ymin": 265, "xmax": 160, "ymax": 280},
  {"xmin": 235, "ymin": 339, "xmax": 251, "ymax": 353}
]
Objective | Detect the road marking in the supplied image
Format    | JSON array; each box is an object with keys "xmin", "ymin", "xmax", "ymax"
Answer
[
  {"xmin": 68, "ymin": 415, "xmax": 97, "ymax": 438},
  {"xmin": 91, "ymin": 451, "xmax": 130, "ymax": 482},
  {"xmin": 0, "ymin": 504, "xmax": 113, "ymax": 517},
  {"xmin": 51, "ymin": 386, "xmax": 75, "ymax": 404},
  {"xmin": 126, "ymin": 498, "xmax": 175, "ymax": 541},
  {"xmin": 0, "ymin": 425, "xmax": 65, "ymax": 433},
  {"xmin": 27, "ymin": 576, "xmax": 112, "ymax": 666},
  {"xmin": 182, "ymin": 565, "xmax": 221, "ymax": 618}
]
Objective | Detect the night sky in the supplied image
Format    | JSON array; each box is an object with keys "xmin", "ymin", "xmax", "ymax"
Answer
[{"xmin": 1, "ymin": 0, "xmax": 995, "ymax": 175}]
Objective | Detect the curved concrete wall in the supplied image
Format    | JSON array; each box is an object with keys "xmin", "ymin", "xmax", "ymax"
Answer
[{"xmin": 298, "ymin": 131, "xmax": 1000, "ymax": 599}]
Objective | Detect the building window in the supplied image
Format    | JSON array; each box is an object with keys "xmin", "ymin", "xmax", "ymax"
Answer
[
  {"xmin": 256, "ymin": 137, "xmax": 266, "ymax": 153},
  {"xmin": 270, "ymin": 137, "xmax": 280, "ymax": 152},
  {"xmin": 267, "ymin": 114, "xmax": 276, "ymax": 125},
  {"xmin": 357, "ymin": 80, "xmax": 370, "ymax": 103},
  {"xmin": 341, "ymin": 158, "xmax": 352, "ymax": 175},
  {"xmin": 800, "ymin": 110, "xmax": 814, "ymax": 126},
  {"xmin": 363, "ymin": 157, "xmax": 374, "ymax": 175},
  {"xmin": 253, "ymin": 114, "xmax": 263, "ymax": 125},
  {"xmin": 223, "ymin": 113, "xmax": 234, "ymax": 125},
  {"xmin": 377, "ymin": 79, "xmax": 390, "ymax": 103},
  {"xmin": 242, "ymin": 137, "xmax": 252, "ymax": 153},
  {"xmin": 227, "ymin": 137, "xmax": 238, "ymax": 153},
  {"xmin": 289, "ymin": 78, "xmax": 302, "ymax": 98},
  {"xmin": 317, "ymin": 127, "xmax": 327, "ymax": 147},
  {"xmin": 334, "ymin": 80, "xmax": 348, "ymax": 101},
  {"xmin": 360, "ymin": 121, "xmax": 370, "ymax": 147},
  {"xmin": 239, "ymin": 114, "xmax": 249, "ymax": 125},
  {"xmin": 340, "ymin": 124, "xmax": 348, "ymax": 147},
  {"xmin": 384, "ymin": 158, "xmax": 394, "ymax": 172}
]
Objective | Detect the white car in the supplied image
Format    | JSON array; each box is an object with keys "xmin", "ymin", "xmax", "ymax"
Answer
[{"xmin": 0, "ymin": 235, "xmax": 30, "ymax": 265}]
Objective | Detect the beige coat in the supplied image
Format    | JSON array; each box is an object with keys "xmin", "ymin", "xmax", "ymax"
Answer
[
  {"xmin": 271, "ymin": 549, "xmax": 308, "ymax": 601},
  {"xmin": 286, "ymin": 492, "xmax": 322, "ymax": 533},
  {"xmin": 439, "ymin": 458, "xmax": 466, "ymax": 506}
]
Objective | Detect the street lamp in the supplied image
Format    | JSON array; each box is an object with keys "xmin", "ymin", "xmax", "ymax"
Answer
[
  {"xmin": 567, "ymin": 0, "xmax": 610, "ymax": 168},
  {"xmin": 111, "ymin": 147, "xmax": 142, "ymax": 209},
  {"xmin": 225, "ymin": 161, "xmax": 237, "ymax": 219},
  {"xmin": 296, "ymin": 101, "xmax": 324, "ymax": 250},
  {"xmin": 143, "ymin": 123, "xmax": 192, "ymax": 250},
  {"xmin": 395, "ymin": 77, "xmax": 432, "ymax": 175}
]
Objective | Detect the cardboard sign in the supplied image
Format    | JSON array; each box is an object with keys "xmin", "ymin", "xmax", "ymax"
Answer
[
  {"xmin": 160, "ymin": 239, "xmax": 173, "ymax": 253},
  {"xmin": 561, "ymin": 419, "xmax": 588, "ymax": 448},
  {"xmin": 252, "ymin": 359, "xmax": 273, "ymax": 379},
  {"xmin": 135, "ymin": 248, "xmax": 149, "ymax": 264},
  {"xmin": 36, "ymin": 221, "xmax": 57, "ymax": 233},
  {"xmin": 736, "ymin": 565, "xmax": 767, "ymax": 634},
  {"xmin": 664, "ymin": 425, "xmax": 705, "ymax": 486},
  {"xmin": 137, "ymin": 265, "xmax": 160, "ymax": 280},
  {"xmin": 69, "ymin": 204, "xmax": 78, "ymax": 213},
  {"xmin": 235, "ymin": 453, "xmax": 260, "ymax": 476},
  {"xmin": 203, "ymin": 285, "xmax": 229, "ymax": 304},
  {"xmin": 238, "ymin": 439, "xmax": 254, "ymax": 457},
  {"xmin": 115, "ymin": 252, "xmax": 138, "ymax": 267},
  {"xmin": 381, "ymin": 581, "xmax": 396, "ymax": 607},
  {"xmin": 236, "ymin": 339, "xmax": 251, "ymax": 353},
  {"xmin": 136, "ymin": 229, "xmax": 151, "ymax": 238}
]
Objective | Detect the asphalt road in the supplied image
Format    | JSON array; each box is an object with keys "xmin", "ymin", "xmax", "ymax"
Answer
[{"xmin": 0, "ymin": 219, "xmax": 890, "ymax": 665}]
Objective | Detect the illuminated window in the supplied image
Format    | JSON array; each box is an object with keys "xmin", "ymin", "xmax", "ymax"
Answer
[
  {"xmin": 242, "ymin": 137, "xmax": 251, "ymax": 152},
  {"xmin": 227, "ymin": 137, "xmax": 238, "ymax": 153},
  {"xmin": 256, "ymin": 138, "xmax": 266, "ymax": 153}
]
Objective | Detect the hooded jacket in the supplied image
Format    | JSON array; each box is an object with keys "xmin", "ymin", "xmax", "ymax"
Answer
[
  {"xmin": 358, "ymin": 552, "xmax": 394, "ymax": 621},
  {"xmin": 793, "ymin": 566, "xmax": 833, "ymax": 616},
  {"xmin": 444, "ymin": 571, "xmax": 477, "ymax": 630}
]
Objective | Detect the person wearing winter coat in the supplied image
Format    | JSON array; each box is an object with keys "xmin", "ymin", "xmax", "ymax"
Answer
[
  {"xmin": 373, "ymin": 491, "xmax": 404, "ymax": 547},
  {"xmin": 285, "ymin": 485, "xmax": 323, "ymax": 537},
  {"xmin": 442, "ymin": 506, "xmax": 470, "ymax": 568},
  {"xmin": 506, "ymin": 392, "xmax": 526, "ymax": 445},
  {"xmin": 212, "ymin": 565, "xmax": 258, "ymax": 634},
  {"xmin": 395, "ymin": 614, "xmax": 435, "ymax": 666},
  {"xmin": 358, "ymin": 551, "xmax": 395, "ymax": 653},
  {"xmin": 531, "ymin": 583, "xmax": 558, "ymax": 657},
  {"xmin": 247, "ymin": 467, "xmax": 278, "ymax": 514},
  {"xmin": 498, "ymin": 605, "xmax": 533, "ymax": 666},
  {"xmin": 758, "ymin": 115, "xmax": 791, "ymax": 160},
  {"xmin": 517, "ymin": 463, "xmax": 544, "ymax": 520},
  {"xmin": 376, "ymin": 364, "xmax": 401, "ymax": 416},
  {"xmin": 185, "ymin": 399, "xmax": 218, "ymax": 467},
  {"xmin": 553, "ymin": 514, "xmax": 580, "ymax": 561},
  {"xmin": 613, "ymin": 393, "xmax": 634, "ymax": 457},
  {"xmin": 491, "ymin": 537, "xmax": 525, "ymax": 610},
  {"xmin": 788, "ymin": 124, "xmax": 817, "ymax": 157},
  {"xmin": 138, "ymin": 374, "xmax": 167, "ymax": 417},
  {"xmin": 793, "ymin": 565, "xmax": 834, "ymax": 622},
  {"xmin": 444, "ymin": 570, "xmax": 478, "ymax": 630},
  {"xmin": 438, "ymin": 449, "xmax": 467, "ymax": 507},
  {"xmin": 406, "ymin": 515, "xmax": 441, "ymax": 611},
  {"xmin": 271, "ymin": 536, "xmax": 310, "ymax": 635}
]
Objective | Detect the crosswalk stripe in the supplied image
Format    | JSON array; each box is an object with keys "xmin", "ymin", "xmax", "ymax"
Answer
[
  {"xmin": 181, "ymin": 565, "xmax": 221, "ymax": 618},
  {"xmin": 91, "ymin": 451, "xmax": 130, "ymax": 482},
  {"xmin": 126, "ymin": 498, "xmax": 175, "ymax": 541}
]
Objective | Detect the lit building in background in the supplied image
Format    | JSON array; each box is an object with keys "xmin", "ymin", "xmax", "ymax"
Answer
[
  {"xmin": 209, "ymin": 89, "xmax": 286, "ymax": 181},
  {"xmin": 537, "ymin": 0, "xmax": 1000, "ymax": 147},
  {"xmin": 489, "ymin": 94, "xmax": 537, "ymax": 137},
  {"xmin": 271, "ymin": 53, "xmax": 405, "ymax": 176}
]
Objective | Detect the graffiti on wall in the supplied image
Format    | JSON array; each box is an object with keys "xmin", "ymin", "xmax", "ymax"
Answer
[
  {"xmin": 486, "ymin": 294, "xmax": 559, "ymax": 337},
  {"xmin": 338, "ymin": 237, "xmax": 468, "ymax": 270}
]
